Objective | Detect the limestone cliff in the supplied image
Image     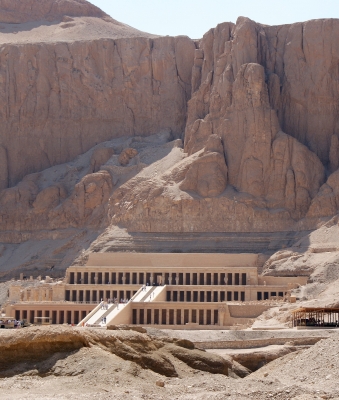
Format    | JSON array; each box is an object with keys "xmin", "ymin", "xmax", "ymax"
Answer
[
  {"xmin": 1, "ymin": 3, "xmax": 339, "ymax": 276},
  {"xmin": 0, "ymin": 0, "xmax": 196, "ymax": 190}
]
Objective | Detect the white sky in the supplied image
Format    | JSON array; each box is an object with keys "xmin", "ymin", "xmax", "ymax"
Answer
[{"xmin": 90, "ymin": 0, "xmax": 339, "ymax": 38}]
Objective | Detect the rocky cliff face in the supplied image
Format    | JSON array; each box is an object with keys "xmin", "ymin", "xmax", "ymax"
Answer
[
  {"xmin": 0, "ymin": 1, "xmax": 196, "ymax": 190},
  {"xmin": 187, "ymin": 18, "xmax": 339, "ymax": 166},
  {"xmin": 0, "ymin": 35, "xmax": 195, "ymax": 190},
  {"xmin": 0, "ymin": 3, "xmax": 339, "ymax": 275}
]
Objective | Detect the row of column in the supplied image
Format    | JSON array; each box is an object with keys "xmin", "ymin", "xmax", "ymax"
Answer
[
  {"xmin": 15, "ymin": 309, "xmax": 88, "ymax": 325},
  {"xmin": 167, "ymin": 290, "xmax": 247, "ymax": 302},
  {"xmin": 70, "ymin": 271, "xmax": 249, "ymax": 286},
  {"xmin": 67, "ymin": 289, "xmax": 137, "ymax": 303},
  {"xmin": 134, "ymin": 308, "xmax": 219, "ymax": 326}
]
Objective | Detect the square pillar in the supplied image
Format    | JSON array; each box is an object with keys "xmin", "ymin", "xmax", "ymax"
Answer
[
  {"xmin": 136, "ymin": 309, "xmax": 140, "ymax": 325},
  {"xmin": 166, "ymin": 309, "xmax": 169, "ymax": 325},
  {"xmin": 203, "ymin": 310, "xmax": 207, "ymax": 325},
  {"xmin": 189, "ymin": 309, "xmax": 192, "ymax": 323},
  {"xmin": 151, "ymin": 309, "xmax": 155, "ymax": 325}
]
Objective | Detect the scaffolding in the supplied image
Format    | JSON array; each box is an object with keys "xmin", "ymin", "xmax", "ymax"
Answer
[{"xmin": 292, "ymin": 307, "xmax": 339, "ymax": 328}]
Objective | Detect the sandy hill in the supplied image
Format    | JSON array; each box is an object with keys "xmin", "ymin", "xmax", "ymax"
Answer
[
  {"xmin": 0, "ymin": 0, "xmax": 155, "ymax": 44},
  {"xmin": 0, "ymin": 0, "xmax": 106, "ymax": 23}
]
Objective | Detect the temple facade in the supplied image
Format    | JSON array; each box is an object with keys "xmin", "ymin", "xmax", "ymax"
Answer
[{"xmin": 5, "ymin": 253, "xmax": 308, "ymax": 329}]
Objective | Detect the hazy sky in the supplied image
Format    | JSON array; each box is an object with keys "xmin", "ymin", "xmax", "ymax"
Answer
[{"xmin": 90, "ymin": 0, "xmax": 339, "ymax": 38}]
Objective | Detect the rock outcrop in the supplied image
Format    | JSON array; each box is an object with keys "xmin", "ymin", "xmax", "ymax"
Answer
[
  {"xmin": 185, "ymin": 41, "xmax": 326, "ymax": 218},
  {"xmin": 180, "ymin": 135, "xmax": 228, "ymax": 197},
  {"xmin": 119, "ymin": 148, "xmax": 138, "ymax": 166},
  {"xmin": 307, "ymin": 170, "xmax": 339, "ymax": 218},
  {"xmin": 0, "ymin": 326, "xmax": 231, "ymax": 378},
  {"xmin": 187, "ymin": 17, "xmax": 339, "ymax": 166}
]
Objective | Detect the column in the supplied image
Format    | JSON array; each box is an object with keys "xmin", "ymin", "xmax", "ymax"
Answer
[
  {"xmin": 151, "ymin": 309, "xmax": 155, "ymax": 325},
  {"xmin": 136, "ymin": 309, "xmax": 140, "ymax": 325},
  {"xmin": 166, "ymin": 309, "xmax": 170, "ymax": 325},
  {"xmin": 181, "ymin": 309, "xmax": 185, "ymax": 325},
  {"xmin": 184, "ymin": 291, "xmax": 187, "ymax": 302},
  {"xmin": 189, "ymin": 309, "xmax": 192, "ymax": 323},
  {"xmin": 190, "ymin": 273, "xmax": 193, "ymax": 285},
  {"xmin": 80, "ymin": 272, "xmax": 84, "ymax": 284},
  {"xmin": 169, "ymin": 273, "xmax": 172, "ymax": 285},
  {"xmin": 150, "ymin": 274, "xmax": 154, "ymax": 285},
  {"xmin": 56, "ymin": 310, "xmax": 60, "ymax": 324},
  {"xmin": 94, "ymin": 273, "xmax": 98, "ymax": 285},
  {"xmin": 203, "ymin": 310, "xmax": 207, "ymax": 325},
  {"xmin": 162, "ymin": 273, "xmax": 165, "ymax": 285},
  {"xmin": 122, "ymin": 272, "xmax": 126, "ymax": 284},
  {"xmin": 211, "ymin": 309, "xmax": 215, "ymax": 325},
  {"xmin": 169, "ymin": 291, "xmax": 172, "ymax": 301},
  {"xmin": 71, "ymin": 310, "xmax": 74, "ymax": 325},
  {"xmin": 204, "ymin": 273, "xmax": 207, "ymax": 286}
]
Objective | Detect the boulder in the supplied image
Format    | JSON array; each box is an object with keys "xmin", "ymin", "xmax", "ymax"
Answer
[{"xmin": 119, "ymin": 148, "xmax": 138, "ymax": 166}]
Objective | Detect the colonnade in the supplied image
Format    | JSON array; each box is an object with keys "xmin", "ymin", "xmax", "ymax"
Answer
[
  {"xmin": 133, "ymin": 307, "xmax": 219, "ymax": 326},
  {"xmin": 65, "ymin": 289, "xmax": 138, "ymax": 303},
  {"xmin": 68, "ymin": 271, "xmax": 250, "ymax": 286},
  {"xmin": 166, "ymin": 289, "xmax": 247, "ymax": 302},
  {"xmin": 14, "ymin": 308, "xmax": 91, "ymax": 325}
]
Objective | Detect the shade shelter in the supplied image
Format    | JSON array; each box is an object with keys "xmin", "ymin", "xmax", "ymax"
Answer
[{"xmin": 292, "ymin": 307, "xmax": 339, "ymax": 328}]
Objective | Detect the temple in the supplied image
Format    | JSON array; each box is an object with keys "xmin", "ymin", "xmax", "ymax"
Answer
[{"xmin": 5, "ymin": 253, "xmax": 307, "ymax": 329}]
